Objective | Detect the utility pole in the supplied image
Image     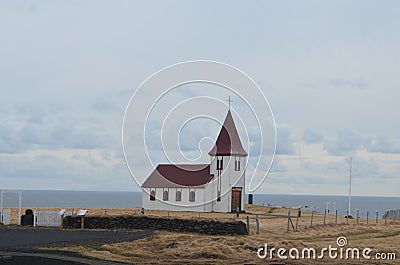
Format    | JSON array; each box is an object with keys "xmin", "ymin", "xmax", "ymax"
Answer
[{"xmin": 348, "ymin": 158, "xmax": 352, "ymax": 217}]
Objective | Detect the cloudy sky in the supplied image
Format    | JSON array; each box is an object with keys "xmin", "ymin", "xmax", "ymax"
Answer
[{"xmin": 1, "ymin": 1, "xmax": 400, "ymax": 196}]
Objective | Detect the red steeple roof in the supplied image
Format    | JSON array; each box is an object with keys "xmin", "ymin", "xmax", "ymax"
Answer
[{"xmin": 208, "ymin": 110, "xmax": 248, "ymax": 157}]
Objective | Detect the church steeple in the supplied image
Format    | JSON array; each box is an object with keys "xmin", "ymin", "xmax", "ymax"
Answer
[{"xmin": 208, "ymin": 110, "xmax": 248, "ymax": 157}]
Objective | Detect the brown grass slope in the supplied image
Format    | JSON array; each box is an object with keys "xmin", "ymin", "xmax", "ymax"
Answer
[{"xmin": 37, "ymin": 204, "xmax": 399, "ymax": 265}]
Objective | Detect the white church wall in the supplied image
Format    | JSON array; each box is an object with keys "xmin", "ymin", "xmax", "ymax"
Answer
[
  {"xmin": 142, "ymin": 187, "xmax": 212, "ymax": 212},
  {"xmin": 209, "ymin": 155, "xmax": 246, "ymax": 212},
  {"xmin": 204, "ymin": 177, "xmax": 229, "ymax": 212},
  {"xmin": 142, "ymin": 154, "xmax": 246, "ymax": 213}
]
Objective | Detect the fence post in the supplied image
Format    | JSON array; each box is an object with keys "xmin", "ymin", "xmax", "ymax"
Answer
[
  {"xmin": 256, "ymin": 214, "xmax": 260, "ymax": 234},
  {"xmin": 246, "ymin": 216, "xmax": 250, "ymax": 235},
  {"xmin": 385, "ymin": 214, "xmax": 387, "ymax": 225},
  {"xmin": 295, "ymin": 212, "xmax": 299, "ymax": 231},
  {"xmin": 60, "ymin": 214, "xmax": 64, "ymax": 229},
  {"xmin": 335, "ymin": 210, "xmax": 338, "ymax": 224},
  {"xmin": 310, "ymin": 211, "xmax": 314, "ymax": 227},
  {"xmin": 0, "ymin": 191, "xmax": 2, "ymax": 224},
  {"xmin": 323, "ymin": 209, "xmax": 326, "ymax": 225},
  {"xmin": 33, "ymin": 210, "xmax": 37, "ymax": 227},
  {"xmin": 357, "ymin": 210, "xmax": 359, "ymax": 225},
  {"xmin": 18, "ymin": 192, "xmax": 22, "ymax": 226},
  {"xmin": 376, "ymin": 212, "xmax": 378, "ymax": 224},
  {"xmin": 287, "ymin": 211, "xmax": 291, "ymax": 232},
  {"xmin": 367, "ymin": 211, "xmax": 369, "ymax": 225},
  {"xmin": 346, "ymin": 211, "xmax": 349, "ymax": 224}
]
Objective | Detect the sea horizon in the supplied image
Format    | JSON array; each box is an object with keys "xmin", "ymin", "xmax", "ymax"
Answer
[
  {"xmin": 0, "ymin": 190, "xmax": 398, "ymax": 217},
  {"xmin": 2, "ymin": 189, "xmax": 399, "ymax": 198}
]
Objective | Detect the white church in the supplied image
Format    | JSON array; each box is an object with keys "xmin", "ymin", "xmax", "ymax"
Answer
[{"xmin": 141, "ymin": 109, "xmax": 248, "ymax": 212}]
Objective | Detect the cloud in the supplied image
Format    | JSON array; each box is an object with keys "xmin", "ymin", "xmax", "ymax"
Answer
[
  {"xmin": 0, "ymin": 150, "xmax": 136, "ymax": 191},
  {"xmin": 269, "ymin": 157, "xmax": 287, "ymax": 173},
  {"xmin": 263, "ymin": 153, "xmax": 391, "ymax": 195},
  {"xmin": 0, "ymin": 104, "xmax": 120, "ymax": 154},
  {"xmin": 275, "ymin": 125, "xmax": 296, "ymax": 155},
  {"xmin": 176, "ymin": 118, "xmax": 216, "ymax": 153},
  {"xmin": 1, "ymin": 1, "xmax": 400, "ymax": 195},
  {"xmin": 324, "ymin": 129, "xmax": 370, "ymax": 156},
  {"xmin": 367, "ymin": 137, "xmax": 400, "ymax": 154},
  {"xmin": 324, "ymin": 130, "xmax": 400, "ymax": 156},
  {"xmin": 327, "ymin": 78, "xmax": 370, "ymax": 90},
  {"xmin": 0, "ymin": 124, "xmax": 26, "ymax": 154},
  {"xmin": 19, "ymin": 122, "xmax": 110, "ymax": 150},
  {"xmin": 302, "ymin": 129, "xmax": 323, "ymax": 144},
  {"xmin": 341, "ymin": 156, "xmax": 392, "ymax": 183}
]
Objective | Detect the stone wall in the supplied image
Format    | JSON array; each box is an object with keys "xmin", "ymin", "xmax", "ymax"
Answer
[{"xmin": 63, "ymin": 216, "xmax": 247, "ymax": 235}]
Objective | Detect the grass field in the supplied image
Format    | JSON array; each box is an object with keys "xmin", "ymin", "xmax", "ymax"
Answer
[
  {"xmin": 5, "ymin": 205, "xmax": 399, "ymax": 264},
  {"xmin": 7, "ymin": 205, "xmax": 392, "ymax": 264}
]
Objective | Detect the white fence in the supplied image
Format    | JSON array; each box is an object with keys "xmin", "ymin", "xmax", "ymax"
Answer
[
  {"xmin": 0, "ymin": 209, "xmax": 11, "ymax": 225},
  {"xmin": 0, "ymin": 190, "xmax": 22, "ymax": 225},
  {"xmin": 33, "ymin": 210, "xmax": 73, "ymax": 227}
]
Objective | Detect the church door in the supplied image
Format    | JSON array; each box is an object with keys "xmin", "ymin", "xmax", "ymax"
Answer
[{"xmin": 231, "ymin": 187, "xmax": 242, "ymax": 212}]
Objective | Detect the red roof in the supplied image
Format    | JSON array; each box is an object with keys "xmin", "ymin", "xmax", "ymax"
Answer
[
  {"xmin": 208, "ymin": 110, "xmax": 248, "ymax": 157},
  {"xmin": 141, "ymin": 164, "xmax": 213, "ymax": 188}
]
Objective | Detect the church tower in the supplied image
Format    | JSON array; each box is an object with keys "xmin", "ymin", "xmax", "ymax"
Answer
[{"xmin": 208, "ymin": 109, "xmax": 248, "ymax": 212}]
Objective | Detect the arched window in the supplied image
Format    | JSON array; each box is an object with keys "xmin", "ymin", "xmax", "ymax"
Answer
[
  {"xmin": 150, "ymin": 189, "xmax": 156, "ymax": 201},
  {"xmin": 163, "ymin": 189, "xmax": 169, "ymax": 201},
  {"xmin": 189, "ymin": 190, "xmax": 196, "ymax": 202},
  {"xmin": 176, "ymin": 190, "xmax": 182, "ymax": 201}
]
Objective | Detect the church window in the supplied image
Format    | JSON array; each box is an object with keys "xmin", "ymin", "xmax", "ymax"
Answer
[
  {"xmin": 189, "ymin": 190, "xmax": 196, "ymax": 202},
  {"xmin": 163, "ymin": 189, "xmax": 169, "ymax": 201},
  {"xmin": 217, "ymin": 171, "xmax": 222, "ymax": 201},
  {"xmin": 217, "ymin": 157, "xmax": 223, "ymax": 170},
  {"xmin": 176, "ymin": 189, "xmax": 182, "ymax": 201},
  {"xmin": 150, "ymin": 189, "xmax": 156, "ymax": 201},
  {"xmin": 235, "ymin": 157, "xmax": 240, "ymax": 171}
]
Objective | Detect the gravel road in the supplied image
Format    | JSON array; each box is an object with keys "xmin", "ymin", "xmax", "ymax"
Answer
[{"xmin": 0, "ymin": 226, "xmax": 152, "ymax": 264}]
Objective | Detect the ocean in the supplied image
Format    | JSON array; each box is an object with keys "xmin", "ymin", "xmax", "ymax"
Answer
[{"xmin": 0, "ymin": 190, "xmax": 398, "ymax": 217}]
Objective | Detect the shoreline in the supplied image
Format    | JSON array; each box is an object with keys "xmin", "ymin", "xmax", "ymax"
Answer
[
  {"xmin": 2, "ymin": 191, "xmax": 398, "ymax": 215},
  {"xmin": 2, "ymin": 204, "xmax": 395, "ymax": 228}
]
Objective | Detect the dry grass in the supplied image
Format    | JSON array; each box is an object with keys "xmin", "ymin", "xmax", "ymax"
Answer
[
  {"xmin": 64, "ymin": 225, "xmax": 399, "ymax": 264},
  {"xmin": 31, "ymin": 204, "xmax": 398, "ymax": 265}
]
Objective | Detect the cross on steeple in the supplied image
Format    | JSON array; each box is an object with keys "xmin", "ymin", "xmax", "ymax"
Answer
[{"xmin": 227, "ymin": 96, "xmax": 233, "ymax": 109}]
